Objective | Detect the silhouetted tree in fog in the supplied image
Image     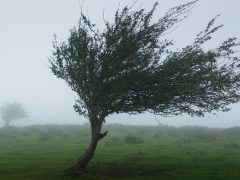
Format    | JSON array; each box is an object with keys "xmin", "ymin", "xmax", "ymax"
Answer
[
  {"xmin": 0, "ymin": 103, "xmax": 28, "ymax": 127},
  {"xmin": 50, "ymin": 0, "xmax": 240, "ymax": 175}
]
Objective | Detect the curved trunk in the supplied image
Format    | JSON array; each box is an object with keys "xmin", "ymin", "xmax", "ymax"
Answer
[{"xmin": 68, "ymin": 118, "xmax": 108, "ymax": 176}]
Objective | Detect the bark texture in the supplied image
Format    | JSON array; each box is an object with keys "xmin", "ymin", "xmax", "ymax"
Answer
[{"xmin": 68, "ymin": 118, "xmax": 108, "ymax": 176}]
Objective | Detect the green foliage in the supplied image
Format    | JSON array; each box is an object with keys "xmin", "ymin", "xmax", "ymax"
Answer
[{"xmin": 50, "ymin": 1, "xmax": 240, "ymax": 121}]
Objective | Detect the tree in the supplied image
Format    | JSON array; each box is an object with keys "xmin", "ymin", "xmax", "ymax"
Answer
[
  {"xmin": 0, "ymin": 103, "xmax": 28, "ymax": 127},
  {"xmin": 49, "ymin": 1, "xmax": 240, "ymax": 175}
]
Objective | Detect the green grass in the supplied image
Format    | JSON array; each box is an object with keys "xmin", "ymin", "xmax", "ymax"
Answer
[{"xmin": 0, "ymin": 124, "xmax": 240, "ymax": 179}]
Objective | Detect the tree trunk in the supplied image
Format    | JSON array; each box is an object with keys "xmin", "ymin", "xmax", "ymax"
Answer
[{"xmin": 68, "ymin": 118, "xmax": 108, "ymax": 176}]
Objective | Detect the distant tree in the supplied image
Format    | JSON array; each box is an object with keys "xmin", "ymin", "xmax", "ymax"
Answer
[
  {"xmin": 50, "ymin": 1, "xmax": 240, "ymax": 175},
  {"xmin": 0, "ymin": 103, "xmax": 28, "ymax": 127}
]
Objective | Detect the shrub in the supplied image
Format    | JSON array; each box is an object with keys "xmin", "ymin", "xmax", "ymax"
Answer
[{"xmin": 124, "ymin": 134, "xmax": 143, "ymax": 144}]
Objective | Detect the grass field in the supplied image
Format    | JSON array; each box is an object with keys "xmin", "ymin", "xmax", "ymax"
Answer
[{"xmin": 0, "ymin": 124, "xmax": 240, "ymax": 180}]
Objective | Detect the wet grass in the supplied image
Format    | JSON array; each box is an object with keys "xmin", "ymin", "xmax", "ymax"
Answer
[{"xmin": 0, "ymin": 124, "xmax": 240, "ymax": 179}]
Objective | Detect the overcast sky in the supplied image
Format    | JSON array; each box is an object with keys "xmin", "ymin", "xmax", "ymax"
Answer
[{"xmin": 0, "ymin": 0, "xmax": 240, "ymax": 128}]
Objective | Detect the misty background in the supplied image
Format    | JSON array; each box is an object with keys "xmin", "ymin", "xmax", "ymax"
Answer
[{"xmin": 0, "ymin": 0, "xmax": 239, "ymax": 128}]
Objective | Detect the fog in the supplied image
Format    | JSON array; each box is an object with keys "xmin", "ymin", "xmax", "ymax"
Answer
[{"xmin": 0, "ymin": 0, "xmax": 239, "ymax": 128}]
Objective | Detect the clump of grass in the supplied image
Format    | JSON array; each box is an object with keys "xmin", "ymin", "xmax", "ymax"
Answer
[{"xmin": 124, "ymin": 134, "xmax": 143, "ymax": 144}]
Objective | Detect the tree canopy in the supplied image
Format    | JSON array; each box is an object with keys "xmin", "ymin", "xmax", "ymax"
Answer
[
  {"xmin": 0, "ymin": 103, "xmax": 28, "ymax": 127},
  {"xmin": 50, "ymin": 1, "xmax": 240, "ymax": 119}
]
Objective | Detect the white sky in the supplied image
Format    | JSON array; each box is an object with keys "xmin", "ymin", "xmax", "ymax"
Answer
[{"xmin": 0, "ymin": 0, "xmax": 240, "ymax": 128}]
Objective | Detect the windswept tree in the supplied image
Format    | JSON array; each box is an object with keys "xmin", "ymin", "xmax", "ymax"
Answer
[
  {"xmin": 50, "ymin": 1, "xmax": 240, "ymax": 175},
  {"xmin": 0, "ymin": 103, "xmax": 28, "ymax": 127}
]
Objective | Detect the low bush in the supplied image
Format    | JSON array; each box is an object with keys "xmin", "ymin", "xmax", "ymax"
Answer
[{"xmin": 124, "ymin": 134, "xmax": 143, "ymax": 144}]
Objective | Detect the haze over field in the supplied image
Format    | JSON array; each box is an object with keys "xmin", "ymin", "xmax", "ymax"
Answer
[{"xmin": 0, "ymin": 0, "xmax": 240, "ymax": 128}]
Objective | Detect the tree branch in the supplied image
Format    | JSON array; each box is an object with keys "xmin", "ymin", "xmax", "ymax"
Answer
[{"xmin": 98, "ymin": 131, "xmax": 108, "ymax": 140}]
